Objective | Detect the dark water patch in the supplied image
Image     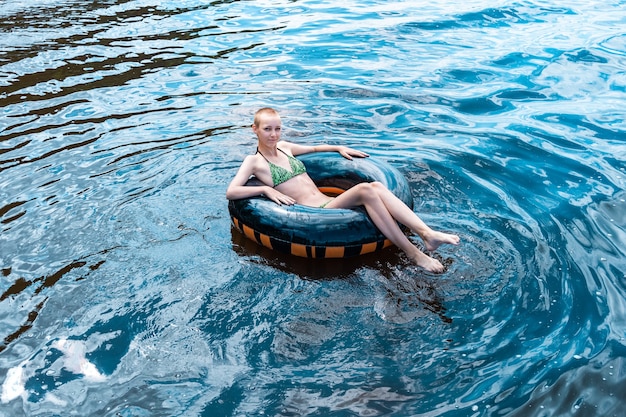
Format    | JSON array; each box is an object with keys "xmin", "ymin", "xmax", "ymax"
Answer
[
  {"xmin": 1, "ymin": 7, "xmax": 276, "ymax": 110},
  {"xmin": 1, "ymin": 104, "xmax": 179, "ymax": 145},
  {"xmin": 453, "ymin": 95, "xmax": 514, "ymax": 115},
  {"xmin": 535, "ymin": 113, "xmax": 626, "ymax": 143},
  {"xmin": 92, "ymin": 125, "xmax": 232, "ymax": 168},
  {"xmin": 14, "ymin": 295, "xmax": 169, "ymax": 405},
  {"xmin": 511, "ymin": 124, "xmax": 588, "ymax": 152},
  {"xmin": 400, "ymin": 7, "xmax": 525, "ymax": 32},
  {"xmin": 0, "ymin": 2, "xmax": 168, "ymax": 66},
  {"xmin": 0, "ymin": 0, "xmax": 231, "ymax": 44},
  {"xmin": 399, "ymin": 4, "xmax": 574, "ymax": 34},
  {"xmin": 0, "ymin": 300, "xmax": 46, "ymax": 356},
  {"xmin": 191, "ymin": 260, "xmax": 459, "ymax": 414},
  {"xmin": 202, "ymin": 383, "xmax": 245, "ymax": 417},
  {"xmin": 492, "ymin": 51, "xmax": 551, "ymax": 68},
  {"xmin": 411, "ymin": 149, "xmax": 624, "ymax": 415},
  {"xmin": 566, "ymin": 48, "xmax": 609, "ymax": 64},
  {"xmin": 0, "ymin": 200, "xmax": 29, "ymax": 227},
  {"xmin": 0, "ymin": 134, "xmax": 101, "ymax": 173},
  {"xmin": 0, "ymin": 99, "xmax": 90, "ymax": 133},
  {"xmin": 447, "ymin": 88, "xmax": 550, "ymax": 115},
  {"xmin": 0, "ymin": 258, "xmax": 105, "ymax": 353},
  {"xmin": 508, "ymin": 345, "xmax": 626, "ymax": 417},
  {"xmin": 321, "ymin": 86, "xmax": 397, "ymax": 101},
  {"xmin": 445, "ymin": 69, "xmax": 497, "ymax": 84},
  {"xmin": 0, "ymin": 139, "xmax": 31, "ymax": 158},
  {"xmin": 1, "ymin": 52, "xmax": 190, "ymax": 106},
  {"xmin": 495, "ymin": 89, "xmax": 548, "ymax": 101}
]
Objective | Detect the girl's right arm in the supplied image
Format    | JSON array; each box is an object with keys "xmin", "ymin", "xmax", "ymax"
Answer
[
  {"xmin": 225, "ymin": 156, "xmax": 295, "ymax": 205},
  {"xmin": 226, "ymin": 156, "xmax": 268, "ymax": 200}
]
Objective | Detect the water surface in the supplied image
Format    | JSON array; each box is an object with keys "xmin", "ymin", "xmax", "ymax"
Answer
[{"xmin": 1, "ymin": 0, "xmax": 625, "ymax": 416}]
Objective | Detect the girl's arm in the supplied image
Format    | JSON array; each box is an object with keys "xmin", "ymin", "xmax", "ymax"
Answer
[
  {"xmin": 282, "ymin": 141, "xmax": 369, "ymax": 160},
  {"xmin": 226, "ymin": 155, "xmax": 296, "ymax": 205},
  {"xmin": 225, "ymin": 155, "xmax": 269, "ymax": 200}
]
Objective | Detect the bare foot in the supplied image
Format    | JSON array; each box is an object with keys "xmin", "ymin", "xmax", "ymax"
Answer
[
  {"xmin": 423, "ymin": 230, "xmax": 460, "ymax": 252},
  {"xmin": 408, "ymin": 250, "xmax": 445, "ymax": 273}
]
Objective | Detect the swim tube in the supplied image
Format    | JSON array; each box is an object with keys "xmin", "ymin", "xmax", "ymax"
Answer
[{"xmin": 228, "ymin": 152, "xmax": 413, "ymax": 258}]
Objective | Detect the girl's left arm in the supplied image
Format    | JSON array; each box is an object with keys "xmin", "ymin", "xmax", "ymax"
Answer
[{"xmin": 284, "ymin": 141, "xmax": 369, "ymax": 160}]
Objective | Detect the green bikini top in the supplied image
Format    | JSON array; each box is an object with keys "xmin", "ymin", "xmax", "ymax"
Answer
[{"xmin": 257, "ymin": 148, "xmax": 307, "ymax": 187}]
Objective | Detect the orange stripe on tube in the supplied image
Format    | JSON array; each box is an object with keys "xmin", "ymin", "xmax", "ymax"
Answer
[
  {"xmin": 242, "ymin": 224, "xmax": 256, "ymax": 241},
  {"xmin": 259, "ymin": 233, "xmax": 272, "ymax": 249},
  {"xmin": 360, "ymin": 242, "xmax": 378, "ymax": 255},
  {"xmin": 324, "ymin": 246, "xmax": 345, "ymax": 258},
  {"xmin": 291, "ymin": 243, "xmax": 309, "ymax": 258}
]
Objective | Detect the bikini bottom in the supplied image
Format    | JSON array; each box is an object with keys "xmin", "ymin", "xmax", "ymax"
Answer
[{"xmin": 319, "ymin": 198, "xmax": 334, "ymax": 208}]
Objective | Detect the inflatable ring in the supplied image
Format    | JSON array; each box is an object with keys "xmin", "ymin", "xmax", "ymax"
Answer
[{"xmin": 229, "ymin": 152, "xmax": 413, "ymax": 258}]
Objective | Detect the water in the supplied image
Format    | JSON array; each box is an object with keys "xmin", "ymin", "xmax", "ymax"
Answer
[{"xmin": 1, "ymin": 0, "xmax": 625, "ymax": 415}]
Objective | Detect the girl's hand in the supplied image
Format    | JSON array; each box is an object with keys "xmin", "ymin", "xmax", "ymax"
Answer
[
  {"xmin": 338, "ymin": 146, "xmax": 369, "ymax": 160},
  {"xmin": 264, "ymin": 188, "xmax": 296, "ymax": 205}
]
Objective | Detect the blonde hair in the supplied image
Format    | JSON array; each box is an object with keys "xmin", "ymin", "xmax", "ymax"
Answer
[{"xmin": 253, "ymin": 107, "xmax": 279, "ymax": 127}]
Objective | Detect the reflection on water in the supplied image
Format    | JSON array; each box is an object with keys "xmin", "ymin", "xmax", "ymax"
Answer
[{"xmin": 1, "ymin": 0, "xmax": 626, "ymax": 416}]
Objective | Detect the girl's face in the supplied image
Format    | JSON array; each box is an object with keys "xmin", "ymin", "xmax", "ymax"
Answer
[{"xmin": 253, "ymin": 114, "xmax": 282, "ymax": 146}]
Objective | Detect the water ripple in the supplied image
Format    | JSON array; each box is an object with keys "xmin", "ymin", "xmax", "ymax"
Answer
[{"xmin": 1, "ymin": 1, "xmax": 626, "ymax": 416}]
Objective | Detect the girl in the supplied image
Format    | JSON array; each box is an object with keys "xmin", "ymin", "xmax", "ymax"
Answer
[{"xmin": 226, "ymin": 108, "xmax": 460, "ymax": 272}]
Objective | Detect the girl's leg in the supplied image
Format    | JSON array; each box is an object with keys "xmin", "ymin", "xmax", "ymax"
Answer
[
  {"xmin": 368, "ymin": 182, "xmax": 460, "ymax": 251},
  {"xmin": 326, "ymin": 183, "xmax": 446, "ymax": 273}
]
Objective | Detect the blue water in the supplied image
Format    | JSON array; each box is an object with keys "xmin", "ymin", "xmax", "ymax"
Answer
[{"xmin": 1, "ymin": 1, "xmax": 625, "ymax": 416}]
